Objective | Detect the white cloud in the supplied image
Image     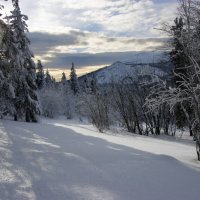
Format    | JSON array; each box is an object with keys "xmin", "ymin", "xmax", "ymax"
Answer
[
  {"xmin": 2, "ymin": 0, "xmax": 177, "ymax": 37},
  {"xmin": 1, "ymin": 0, "xmax": 177, "ymax": 73}
]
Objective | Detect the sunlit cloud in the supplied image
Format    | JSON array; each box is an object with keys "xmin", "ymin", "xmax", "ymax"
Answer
[
  {"xmin": 29, "ymin": 31, "xmax": 168, "ymax": 54},
  {"xmin": 1, "ymin": 0, "xmax": 178, "ymax": 77}
]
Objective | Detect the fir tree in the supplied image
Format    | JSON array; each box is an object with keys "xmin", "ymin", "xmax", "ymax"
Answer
[
  {"xmin": 6, "ymin": 0, "xmax": 39, "ymax": 122},
  {"xmin": 61, "ymin": 72, "xmax": 67, "ymax": 85},
  {"xmin": 84, "ymin": 76, "xmax": 89, "ymax": 88},
  {"xmin": 45, "ymin": 69, "xmax": 53, "ymax": 88},
  {"xmin": 36, "ymin": 60, "xmax": 45, "ymax": 90},
  {"xmin": 69, "ymin": 62, "xmax": 79, "ymax": 94},
  {"xmin": 52, "ymin": 76, "xmax": 56, "ymax": 86},
  {"xmin": 170, "ymin": 17, "xmax": 189, "ymax": 87},
  {"xmin": 0, "ymin": 13, "xmax": 17, "ymax": 118},
  {"xmin": 90, "ymin": 75, "xmax": 97, "ymax": 94}
]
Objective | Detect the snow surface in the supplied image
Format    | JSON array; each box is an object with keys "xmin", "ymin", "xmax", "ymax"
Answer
[
  {"xmin": 79, "ymin": 61, "xmax": 167, "ymax": 85},
  {"xmin": 0, "ymin": 118, "xmax": 200, "ymax": 200},
  {"xmin": 95, "ymin": 62, "xmax": 166, "ymax": 84}
]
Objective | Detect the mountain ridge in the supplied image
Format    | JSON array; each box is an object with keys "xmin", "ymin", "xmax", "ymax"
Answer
[{"xmin": 78, "ymin": 60, "xmax": 173, "ymax": 85}]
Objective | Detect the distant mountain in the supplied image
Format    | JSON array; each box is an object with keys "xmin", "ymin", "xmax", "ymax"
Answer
[{"xmin": 78, "ymin": 60, "xmax": 173, "ymax": 86}]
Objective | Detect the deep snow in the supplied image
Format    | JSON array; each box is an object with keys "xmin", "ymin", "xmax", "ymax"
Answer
[{"xmin": 0, "ymin": 118, "xmax": 200, "ymax": 200}]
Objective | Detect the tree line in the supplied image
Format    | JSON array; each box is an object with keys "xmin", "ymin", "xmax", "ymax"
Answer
[{"xmin": 0, "ymin": 0, "xmax": 81, "ymax": 121}]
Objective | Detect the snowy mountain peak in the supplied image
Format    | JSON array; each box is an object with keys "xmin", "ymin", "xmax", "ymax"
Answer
[{"xmin": 79, "ymin": 60, "xmax": 172, "ymax": 85}]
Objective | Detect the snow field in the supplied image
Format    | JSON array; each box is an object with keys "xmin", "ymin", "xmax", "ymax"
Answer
[{"xmin": 0, "ymin": 119, "xmax": 199, "ymax": 200}]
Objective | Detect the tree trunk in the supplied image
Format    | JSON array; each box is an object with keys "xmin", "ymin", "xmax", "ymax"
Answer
[
  {"xmin": 14, "ymin": 114, "xmax": 18, "ymax": 121},
  {"xmin": 189, "ymin": 125, "xmax": 193, "ymax": 136},
  {"xmin": 25, "ymin": 111, "xmax": 30, "ymax": 122}
]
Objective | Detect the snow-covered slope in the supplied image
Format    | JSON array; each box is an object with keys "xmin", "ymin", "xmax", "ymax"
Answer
[
  {"xmin": 0, "ymin": 119, "xmax": 199, "ymax": 200},
  {"xmin": 97, "ymin": 62, "xmax": 167, "ymax": 84},
  {"xmin": 79, "ymin": 61, "xmax": 171, "ymax": 85}
]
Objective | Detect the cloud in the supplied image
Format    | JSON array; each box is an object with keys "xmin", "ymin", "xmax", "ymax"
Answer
[
  {"xmin": 28, "ymin": 31, "xmax": 88, "ymax": 55},
  {"xmin": 29, "ymin": 31, "xmax": 169, "ymax": 67},
  {"xmin": 1, "ymin": 0, "xmax": 176, "ymax": 77},
  {"xmin": 2, "ymin": 0, "xmax": 177, "ymax": 47},
  {"xmin": 2, "ymin": 0, "xmax": 177, "ymax": 37},
  {"xmin": 34, "ymin": 0, "xmax": 177, "ymax": 37},
  {"xmin": 35, "ymin": 50, "xmax": 166, "ymax": 79},
  {"xmin": 28, "ymin": 31, "xmax": 169, "ymax": 52},
  {"xmin": 39, "ymin": 51, "xmax": 165, "ymax": 70}
]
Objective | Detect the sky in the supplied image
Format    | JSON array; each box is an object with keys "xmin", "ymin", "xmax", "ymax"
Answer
[{"xmin": 2, "ymin": 0, "xmax": 178, "ymax": 79}]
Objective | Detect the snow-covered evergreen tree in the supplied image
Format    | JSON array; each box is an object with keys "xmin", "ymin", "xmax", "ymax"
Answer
[
  {"xmin": 0, "ymin": 67, "xmax": 7, "ymax": 118},
  {"xmin": 52, "ymin": 76, "xmax": 56, "ymax": 85},
  {"xmin": 61, "ymin": 72, "xmax": 67, "ymax": 85},
  {"xmin": 36, "ymin": 60, "xmax": 45, "ymax": 90},
  {"xmin": 83, "ymin": 75, "xmax": 89, "ymax": 92},
  {"xmin": 6, "ymin": 0, "xmax": 39, "ymax": 122},
  {"xmin": 60, "ymin": 71, "xmax": 74, "ymax": 118},
  {"xmin": 0, "ymin": 12, "xmax": 7, "ymax": 116},
  {"xmin": 0, "ymin": 12, "xmax": 16, "ymax": 118},
  {"xmin": 45, "ymin": 69, "xmax": 54, "ymax": 88},
  {"xmin": 90, "ymin": 75, "xmax": 97, "ymax": 94},
  {"xmin": 69, "ymin": 62, "xmax": 79, "ymax": 94}
]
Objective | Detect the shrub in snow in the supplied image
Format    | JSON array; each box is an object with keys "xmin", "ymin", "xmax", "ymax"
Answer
[
  {"xmin": 38, "ymin": 88, "xmax": 63, "ymax": 118},
  {"xmin": 82, "ymin": 91, "xmax": 110, "ymax": 132}
]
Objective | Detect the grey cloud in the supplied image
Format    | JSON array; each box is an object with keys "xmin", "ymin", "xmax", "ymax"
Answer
[
  {"xmin": 28, "ymin": 31, "xmax": 168, "ymax": 69},
  {"xmin": 123, "ymin": 38, "xmax": 170, "ymax": 45},
  {"xmin": 106, "ymin": 38, "xmax": 117, "ymax": 42},
  {"xmin": 43, "ymin": 51, "xmax": 165, "ymax": 69},
  {"xmin": 28, "ymin": 31, "xmax": 87, "ymax": 55},
  {"xmin": 29, "ymin": 30, "xmax": 168, "ymax": 56},
  {"xmin": 69, "ymin": 30, "xmax": 86, "ymax": 37}
]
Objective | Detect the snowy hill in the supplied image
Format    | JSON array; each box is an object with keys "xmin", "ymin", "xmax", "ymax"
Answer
[
  {"xmin": 79, "ymin": 61, "xmax": 172, "ymax": 85},
  {"xmin": 0, "ymin": 119, "xmax": 199, "ymax": 200}
]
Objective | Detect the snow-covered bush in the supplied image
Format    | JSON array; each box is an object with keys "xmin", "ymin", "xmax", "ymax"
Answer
[
  {"xmin": 38, "ymin": 87, "xmax": 63, "ymax": 118},
  {"xmin": 82, "ymin": 91, "xmax": 110, "ymax": 132},
  {"xmin": 38, "ymin": 81, "xmax": 77, "ymax": 119}
]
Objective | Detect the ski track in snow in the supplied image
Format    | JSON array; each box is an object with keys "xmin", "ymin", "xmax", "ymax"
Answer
[{"xmin": 0, "ymin": 119, "xmax": 200, "ymax": 200}]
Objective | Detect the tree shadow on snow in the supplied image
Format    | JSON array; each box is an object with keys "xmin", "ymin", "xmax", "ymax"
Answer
[{"xmin": 0, "ymin": 120, "xmax": 200, "ymax": 200}]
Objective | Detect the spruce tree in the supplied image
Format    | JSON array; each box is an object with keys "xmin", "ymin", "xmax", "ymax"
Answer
[
  {"xmin": 69, "ymin": 62, "xmax": 79, "ymax": 94},
  {"xmin": 0, "ymin": 15, "xmax": 7, "ymax": 116},
  {"xmin": 6, "ymin": 0, "xmax": 39, "ymax": 122},
  {"xmin": 52, "ymin": 76, "xmax": 56, "ymax": 86},
  {"xmin": 170, "ymin": 16, "xmax": 193, "ymax": 135},
  {"xmin": 36, "ymin": 60, "xmax": 45, "ymax": 90},
  {"xmin": 170, "ymin": 17, "xmax": 189, "ymax": 86},
  {"xmin": 0, "ymin": 12, "xmax": 17, "ymax": 118},
  {"xmin": 45, "ymin": 69, "xmax": 54, "ymax": 88},
  {"xmin": 90, "ymin": 75, "xmax": 97, "ymax": 94},
  {"xmin": 61, "ymin": 72, "xmax": 67, "ymax": 85}
]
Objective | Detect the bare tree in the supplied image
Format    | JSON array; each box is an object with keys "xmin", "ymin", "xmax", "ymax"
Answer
[
  {"xmin": 82, "ymin": 88, "xmax": 110, "ymax": 132},
  {"xmin": 146, "ymin": 0, "xmax": 200, "ymax": 159}
]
